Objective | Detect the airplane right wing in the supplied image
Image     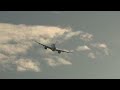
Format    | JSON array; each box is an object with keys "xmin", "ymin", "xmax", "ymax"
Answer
[
  {"xmin": 34, "ymin": 40, "xmax": 52, "ymax": 49},
  {"xmin": 56, "ymin": 48, "xmax": 73, "ymax": 53}
]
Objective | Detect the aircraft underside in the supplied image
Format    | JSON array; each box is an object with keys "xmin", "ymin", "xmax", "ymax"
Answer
[
  {"xmin": 44, "ymin": 46, "xmax": 61, "ymax": 54},
  {"xmin": 34, "ymin": 40, "xmax": 72, "ymax": 54}
]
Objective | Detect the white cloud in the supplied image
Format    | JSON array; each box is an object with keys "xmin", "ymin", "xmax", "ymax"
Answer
[
  {"xmin": 63, "ymin": 30, "xmax": 93, "ymax": 42},
  {"xmin": 45, "ymin": 58, "xmax": 58, "ymax": 67},
  {"xmin": 15, "ymin": 59, "xmax": 40, "ymax": 72},
  {"xmin": 64, "ymin": 31, "xmax": 81, "ymax": 40},
  {"xmin": 90, "ymin": 43, "xmax": 110, "ymax": 55},
  {"xmin": 76, "ymin": 45, "xmax": 91, "ymax": 51},
  {"xmin": 0, "ymin": 23, "xmax": 70, "ymax": 42},
  {"xmin": 98, "ymin": 44, "xmax": 107, "ymax": 48},
  {"xmin": 88, "ymin": 52, "xmax": 96, "ymax": 59},
  {"xmin": 0, "ymin": 23, "xmax": 110, "ymax": 72},
  {"xmin": 57, "ymin": 57, "xmax": 72, "ymax": 65},
  {"xmin": 0, "ymin": 23, "xmax": 73, "ymax": 72},
  {"xmin": 91, "ymin": 43, "xmax": 107, "ymax": 49},
  {"xmin": 79, "ymin": 32, "xmax": 93, "ymax": 42},
  {"xmin": 0, "ymin": 44, "xmax": 31, "ymax": 55},
  {"xmin": 45, "ymin": 56, "xmax": 72, "ymax": 67}
]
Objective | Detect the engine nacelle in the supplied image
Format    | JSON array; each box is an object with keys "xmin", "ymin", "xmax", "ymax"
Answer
[
  {"xmin": 44, "ymin": 46, "xmax": 47, "ymax": 49},
  {"xmin": 58, "ymin": 50, "xmax": 61, "ymax": 54}
]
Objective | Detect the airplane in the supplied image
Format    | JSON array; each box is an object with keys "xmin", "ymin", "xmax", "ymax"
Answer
[{"xmin": 34, "ymin": 40, "xmax": 73, "ymax": 54}]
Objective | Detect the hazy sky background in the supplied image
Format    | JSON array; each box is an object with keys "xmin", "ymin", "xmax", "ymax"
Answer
[{"xmin": 0, "ymin": 11, "xmax": 119, "ymax": 79}]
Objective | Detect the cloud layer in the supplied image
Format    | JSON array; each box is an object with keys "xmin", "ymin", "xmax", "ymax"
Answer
[{"xmin": 0, "ymin": 23, "xmax": 110, "ymax": 72}]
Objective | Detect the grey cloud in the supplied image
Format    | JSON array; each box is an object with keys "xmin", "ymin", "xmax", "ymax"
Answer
[
  {"xmin": 0, "ymin": 23, "xmax": 110, "ymax": 72},
  {"xmin": 90, "ymin": 43, "xmax": 110, "ymax": 56},
  {"xmin": 75, "ymin": 33, "xmax": 110, "ymax": 59},
  {"xmin": 64, "ymin": 31, "xmax": 81, "ymax": 40},
  {"xmin": 88, "ymin": 52, "xmax": 96, "ymax": 59},
  {"xmin": 44, "ymin": 56, "xmax": 72, "ymax": 67},
  {"xmin": 0, "ymin": 23, "xmax": 72, "ymax": 72},
  {"xmin": 15, "ymin": 59, "xmax": 40, "ymax": 72},
  {"xmin": 79, "ymin": 31, "xmax": 93, "ymax": 42}
]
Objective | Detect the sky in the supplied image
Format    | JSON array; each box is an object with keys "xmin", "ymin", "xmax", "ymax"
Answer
[{"xmin": 0, "ymin": 11, "xmax": 119, "ymax": 79}]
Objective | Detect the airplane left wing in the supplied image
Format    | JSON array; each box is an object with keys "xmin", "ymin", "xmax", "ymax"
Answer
[{"xmin": 34, "ymin": 40, "xmax": 52, "ymax": 49}]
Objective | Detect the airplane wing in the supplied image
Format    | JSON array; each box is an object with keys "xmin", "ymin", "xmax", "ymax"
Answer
[
  {"xmin": 56, "ymin": 48, "xmax": 73, "ymax": 53},
  {"xmin": 34, "ymin": 40, "xmax": 52, "ymax": 49}
]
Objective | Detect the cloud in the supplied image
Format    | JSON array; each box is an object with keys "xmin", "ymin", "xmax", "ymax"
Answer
[
  {"xmin": 0, "ymin": 53, "xmax": 9, "ymax": 60},
  {"xmin": 76, "ymin": 45, "xmax": 91, "ymax": 51},
  {"xmin": 88, "ymin": 52, "xmax": 96, "ymax": 59},
  {"xmin": 0, "ymin": 23, "xmax": 73, "ymax": 72},
  {"xmin": 63, "ymin": 30, "xmax": 93, "ymax": 42},
  {"xmin": 74, "ymin": 33, "xmax": 110, "ymax": 59},
  {"xmin": 0, "ymin": 23, "xmax": 69, "ymax": 42},
  {"xmin": 79, "ymin": 31, "xmax": 93, "ymax": 42},
  {"xmin": 90, "ymin": 43, "xmax": 110, "ymax": 56},
  {"xmin": 45, "ymin": 56, "xmax": 72, "ymax": 67},
  {"xmin": 64, "ymin": 31, "xmax": 81, "ymax": 40},
  {"xmin": 0, "ymin": 23, "xmax": 110, "ymax": 72},
  {"xmin": 76, "ymin": 43, "xmax": 110, "ymax": 59},
  {"xmin": 15, "ymin": 59, "xmax": 40, "ymax": 72}
]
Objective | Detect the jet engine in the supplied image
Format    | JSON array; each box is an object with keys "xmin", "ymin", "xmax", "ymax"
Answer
[
  {"xmin": 44, "ymin": 46, "xmax": 47, "ymax": 49},
  {"xmin": 58, "ymin": 50, "xmax": 61, "ymax": 54}
]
